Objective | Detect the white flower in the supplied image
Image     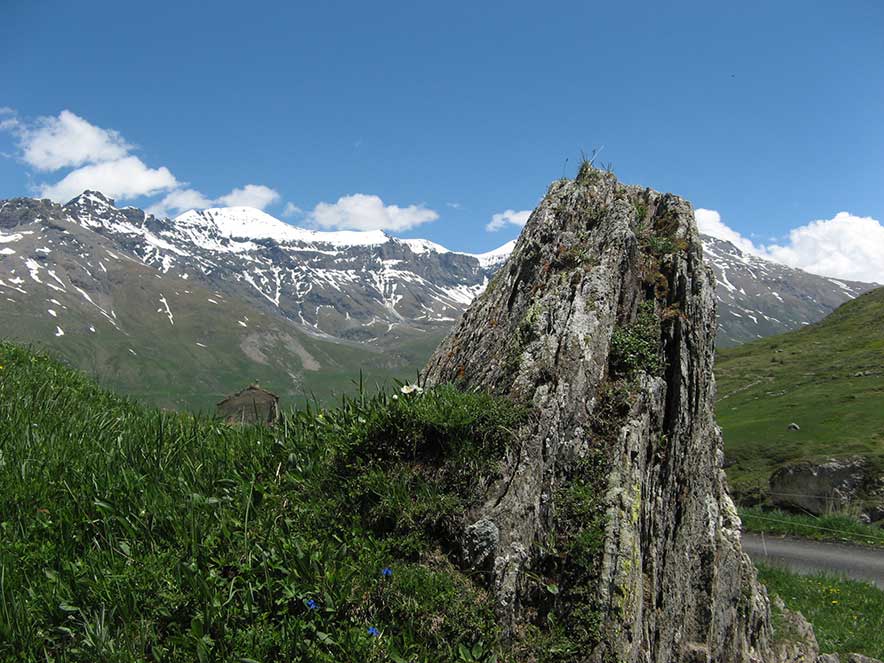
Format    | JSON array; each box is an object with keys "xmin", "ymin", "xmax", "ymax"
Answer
[{"xmin": 399, "ymin": 384, "xmax": 424, "ymax": 395}]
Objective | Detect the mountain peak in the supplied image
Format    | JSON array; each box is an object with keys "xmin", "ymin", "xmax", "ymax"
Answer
[
  {"xmin": 68, "ymin": 190, "xmax": 117, "ymax": 208},
  {"xmin": 175, "ymin": 206, "xmax": 392, "ymax": 247},
  {"xmin": 469, "ymin": 239, "xmax": 517, "ymax": 268},
  {"xmin": 3, "ymin": 190, "xmax": 873, "ymax": 351}
]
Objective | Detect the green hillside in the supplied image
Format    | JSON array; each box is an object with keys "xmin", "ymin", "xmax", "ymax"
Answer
[
  {"xmin": 0, "ymin": 341, "xmax": 572, "ymax": 662},
  {"xmin": 716, "ymin": 287, "xmax": 884, "ymax": 499}
]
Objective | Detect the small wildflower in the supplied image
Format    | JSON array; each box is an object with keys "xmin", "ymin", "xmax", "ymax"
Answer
[
  {"xmin": 367, "ymin": 626, "xmax": 380, "ymax": 637},
  {"xmin": 400, "ymin": 384, "xmax": 424, "ymax": 395},
  {"xmin": 306, "ymin": 599, "xmax": 317, "ymax": 610},
  {"xmin": 391, "ymin": 394, "xmax": 399, "ymax": 401},
  {"xmin": 382, "ymin": 567, "xmax": 393, "ymax": 577}
]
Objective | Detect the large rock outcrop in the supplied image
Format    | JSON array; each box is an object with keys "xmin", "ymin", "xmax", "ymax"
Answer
[
  {"xmin": 423, "ymin": 165, "xmax": 808, "ymax": 662},
  {"xmin": 769, "ymin": 457, "xmax": 884, "ymax": 525}
]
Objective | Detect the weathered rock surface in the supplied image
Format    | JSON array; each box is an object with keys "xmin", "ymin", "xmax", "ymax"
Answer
[
  {"xmin": 770, "ymin": 457, "xmax": 884, "ymax": 524},
  {"xmin": 769, "ymin": 596, "xmax": 821, "ymax": 663},
  {"xmin": 423, "ymin": 166, "xmax": 821, "ymax": 661}
]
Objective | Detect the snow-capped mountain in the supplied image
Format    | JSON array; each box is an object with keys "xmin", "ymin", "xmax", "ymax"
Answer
[
  {"xmin": 0, "ymin": 194, "xmax": 429, "ymax": 410},
  {"xmin": 0, "ymin": 190, "xmax": 877, "ymax": 408},
  {"xmin": 56, "ymin": 192, "xmax": 498, "ymax": 343},
  {"xmin": 701, "ymin": 235, "xmax": 875, "ymax": 346}
]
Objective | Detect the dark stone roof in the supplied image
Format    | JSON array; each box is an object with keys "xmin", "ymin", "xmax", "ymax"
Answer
[{"xmin": 216, "ymin": 384, "xmax": 279, "ymax": 425}]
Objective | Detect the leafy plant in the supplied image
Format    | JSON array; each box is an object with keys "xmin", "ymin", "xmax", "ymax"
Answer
[{"xmin": 609, "ymin": 301, "xmax": 663, "ymax": 376}]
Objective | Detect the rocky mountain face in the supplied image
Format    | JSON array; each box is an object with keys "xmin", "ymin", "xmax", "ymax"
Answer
[
  {"xmin": 53, "ymin": 191, "xmax": 501, "ymax": 342},
  {"xmin": 0, "ymin": 196, "xmax": 450, "ymax": 409},
  {"xmin": 3, "ymin": 192, "xmax": 873, "ymax": 345},
  {"xmin": 702, "ymin": 235, "xmax": 874, "ymax": 347},
  {"xmin": 0, "ymin": 191, "xmax": 875, "ymax": 409},
  {"xmin": 423, "ymin": 166, "xmax": 820, "ymax": 662}
]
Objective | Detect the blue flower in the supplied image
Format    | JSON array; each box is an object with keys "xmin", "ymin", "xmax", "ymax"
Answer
[
  {"xmin": 382, "ymin": 567, "xmax": 393, "ymax": 577},
  {"xmin": 306, "ymin": 599, "xmax": 317, "ymax": 610},
  {"xmin": 367, "ymin": 626, "xmax": 380, "ymax": 637}
]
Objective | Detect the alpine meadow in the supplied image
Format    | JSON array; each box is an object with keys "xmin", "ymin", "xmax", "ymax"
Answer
[{"xmin": 1, "ymin": 2, "xmax": 883, "ymax": 662}]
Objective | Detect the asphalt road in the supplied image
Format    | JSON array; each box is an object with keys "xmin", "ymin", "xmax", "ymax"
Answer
[{"xmin": 742, "ymin": 533, "xmax": 884, "ymax": 589}]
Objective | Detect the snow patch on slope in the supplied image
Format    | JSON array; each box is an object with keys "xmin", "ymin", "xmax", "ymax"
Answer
[
  {"xmin": 176, "ymin": 207, "xmax": 391, "ymax": 247},
  {"xmin": 469, "ymin": 240, "xmax": 517, "ymax": 268}
]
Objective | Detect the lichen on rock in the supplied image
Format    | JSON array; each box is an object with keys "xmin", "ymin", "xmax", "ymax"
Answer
[{"xmin": 423, "ymin": 163, "xmax": 821, "ymax": 661}]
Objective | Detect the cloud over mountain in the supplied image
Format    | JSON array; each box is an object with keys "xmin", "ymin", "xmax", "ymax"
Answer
[
  {"xmin": 763, "ymin": 212, "xmax": 884, "ymax": 284},
  {"xmin": 486, "ymin": 209, "xmax": 531, "ymax": 232},
  {"xmin": 1, "ymin": 109, "xmax": 279, "ymax": 212},
  {"xmin": 16, "ymin": 110, "xmax": 132, "ymax": 172},
  {"xmin": 696, "ymin": 208, "xmax": 884, "ymax": 284},
  {"xmin": 310, "ymin": 193, "xmax": 438, "ymax": 232},
  {"xmin": 40, "ymin": 156, "xmax": 179, "ymax": 202}
]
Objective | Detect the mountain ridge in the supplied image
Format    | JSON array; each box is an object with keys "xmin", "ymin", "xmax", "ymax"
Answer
[{"xmin": 0, "ymin": 190, "xmax": 877, "ymax": 408}]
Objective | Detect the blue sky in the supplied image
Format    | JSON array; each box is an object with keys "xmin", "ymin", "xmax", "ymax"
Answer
[{"xmin": 1, "ymin": 1, "xmax": 883, "ymax": 278}]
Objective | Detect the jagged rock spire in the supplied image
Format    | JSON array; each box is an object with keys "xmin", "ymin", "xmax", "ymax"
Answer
[{"xmin": 423, "ymin": 164, "xmax": 818, "ymax": 662}]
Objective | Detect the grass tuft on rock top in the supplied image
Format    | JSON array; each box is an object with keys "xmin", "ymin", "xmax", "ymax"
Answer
[{"xmin": 0, "ymin": 341, "xmax": 527, "ymax": 663}]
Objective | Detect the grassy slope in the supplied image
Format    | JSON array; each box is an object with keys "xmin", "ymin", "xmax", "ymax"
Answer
[
  {"xmin": 4, "ymin": 341, "xmax": 878, "ymax": 660},
  {"xmin": 1, "ymin": 267, "xmax": 441, "ymax": 413},
  {"xmin": 716, "ymin": 287, "xmax": 884, "ymax": 498},
  {"xmin": 1, "ymin": 341, "xmax": 554, "ymax": 662},
  {"xmin": 759, "ymin": 564, "xmax": 884, "ymax": 659}
]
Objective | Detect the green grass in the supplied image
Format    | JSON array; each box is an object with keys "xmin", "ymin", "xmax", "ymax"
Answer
[
  {"xmin": 716, "ymin": 287, "xmax": 884, "ymax": 500},
  {"xmin": 758, "ymin": 564, "xmax": 884, "ymax": 659},
  {"xmin": 740, "ymin": 507, "xmax": 884, "ymax": 547},
  {"xmin": 0, "ymin": 341, "xmax": 534, "ymax": 662}
]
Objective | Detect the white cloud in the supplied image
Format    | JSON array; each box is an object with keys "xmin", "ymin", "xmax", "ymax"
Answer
[
  {"xmin": 2, "ymin": 108, "xmax": 288, "ymax": 215},
  {"xmin": 217, "ymin": 184, "xmax": 280, "ymax": 210},
  {"xmin": 487, "ymin": 209, "xmax": 531, "ymax": 232},
  {"xmin": 696, "ymin": 208, "xmax": 884, "ymax": 284},
  {"xmin": 145, "ymin": 185, "xmax": 285, "ymax": 217},
  {"xmin": 17, "ymin": 110, "xmax": 131, "ymax": 172},
  {"xmin": 146, "ymin": 188, "xmax": 216, "ymax": 217},
  {"xmin": 310, "ymin": 194, "xmax": 438, "ymax": 232},
  {"xmin": 763, "ymin": 212, "xmax": 884, "ymax": 283},
  {"xmin": 282, "ymin": 202, "xmax": 303, "ymax": 217},
  {"xmin": 0, "ymin": 107, "xmax": 16, "ymax": 130},
  {"xmin": 39, "ymin": 156, "xmax": 178, "ymax": 203},
  {"xmin": 695, "ymin": 208, "xmax": 762, "ymax": 256},
  {"xmin": 0, "ymin": 109, "xmax": 179, "ymax": 202}
]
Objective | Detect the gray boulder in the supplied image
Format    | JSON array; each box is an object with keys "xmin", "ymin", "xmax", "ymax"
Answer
[
  {"xmin": 423, "ymin": 165, "xmax": 814, "ymax": 661},
  {"xmin": 769, "ymin": 457, "xmax": 884, "ymax": 523}
]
